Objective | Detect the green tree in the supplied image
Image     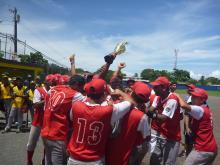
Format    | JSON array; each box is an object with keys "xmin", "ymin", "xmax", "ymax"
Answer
[
  {"xmin": 198, "ymin": 76, "xmax": 208, "ymax": 85},
  {"xmin": 18, "ymin": 52, "xmax": 48, "ymax": 66},
  {"xmin": 105, "ymin": 70, "xmax": 114, "ymax": 83},
  {"xmin": 76, "ymin": 68, "xmax": 85, "ymax": 74},
  {"xmin": 174, "ymin": 69, "xmax": 190, "ymax": 82},
  {"xmin": 0, "ymin": 51, "xmax": 4, "ymax": 58},
  {"xmin": 141, "ymin": 69, "xmax": 157, "ymax": 81},
  {"xmin": 187, "ymin": 78, "xmax": 198, "ymax": 85},
  {"xmin": 206, "ymin": 77, "xmax": 220, "ymax": 85},
  {"xmin": 48, "ymin": 63, "xmax": 69, "ymax": 74},
  {"xmin": 30, "ymin": 52, "xmax": 48, "ymax": 65},
  {"xmin": 18, "ymin": 54, "xmax": 31, "ymax": 63}
]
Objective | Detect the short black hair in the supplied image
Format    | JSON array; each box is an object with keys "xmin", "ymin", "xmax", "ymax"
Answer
[
  {"xmin": 170, "ymin": 81, "xmax": 177, "ymax": 85},
  {"xmin": 86, "ymin": 74, "xmax": 94, "ymax": 83},
  {"xmin": 131, "ymin": 92, "xmax": 145, "ymax": 104},
  {"xmin": 88, "ymin": 93, "xmax": 104, "ymax": 100},
  {"xmin": 69, "ymin": 75, "xmax": 85, "ymax": 86}
]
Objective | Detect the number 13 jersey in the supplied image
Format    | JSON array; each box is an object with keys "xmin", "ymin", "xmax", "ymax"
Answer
[{"xmin": 67, "ymin": 101, "xmax": 113, "ymax": 161}]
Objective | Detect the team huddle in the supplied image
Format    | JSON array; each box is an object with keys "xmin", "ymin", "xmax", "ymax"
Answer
[{"xmin": 1, "ymin": 51, "xmax": 218, "ymax": 165}]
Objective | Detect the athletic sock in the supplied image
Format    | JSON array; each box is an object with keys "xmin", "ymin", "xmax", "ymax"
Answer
[{"xmin": 27, "ymin": 150, "xmax": 34, "ymax": 165}]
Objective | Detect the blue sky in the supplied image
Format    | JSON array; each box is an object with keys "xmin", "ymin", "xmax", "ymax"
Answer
[{"xmin": 0, "ymin": 0, "xmax": 220, "ymax": 79}]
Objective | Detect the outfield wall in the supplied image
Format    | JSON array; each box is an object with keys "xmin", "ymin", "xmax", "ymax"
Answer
[{"xmin": 177, "ymin": 84, "xmax": 220, "ymax": 91}]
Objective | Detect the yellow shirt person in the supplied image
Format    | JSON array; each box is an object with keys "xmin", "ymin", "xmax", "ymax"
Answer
[
  {"xmin": 28, "ymin": 89, "xmax": 34, "ymax": 102},
  {"xmin": 0, "ymin": 84, "xmax": 12, "ymax": 99},
  {"xmin": 12, "ymin": 86, "xmax": 25, "ymax": 108}
]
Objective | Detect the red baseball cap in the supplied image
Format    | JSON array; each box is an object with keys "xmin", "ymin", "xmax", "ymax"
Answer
[
  {"xmin": 132, "ymin": 82, "xmax": 151, "ymax": 102},
  {"xmin": 186, "ymin": 84, "xmax": 196, "ymax": 91},
  {"xmin": 150, "ymin": 76, "xmax": 170, "ymax": 87},
  {"xmin": 84, "ymin": 78, "xmax": 107, "ymax": 95},
  {"xmin": 58, "ymin": 75, "xmax": 70, "ymax": 85},
  {"xmin": 45, "ymin": 74, "xmax": 54, "ymax": 82},
  {"xmin": 191, "ymin": 88, "xmax": 208, "ymax": 100}
]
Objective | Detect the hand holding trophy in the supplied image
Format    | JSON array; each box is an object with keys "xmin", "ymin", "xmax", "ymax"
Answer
[
  {"xmin": 104, "ymin": 41, "xmax": 128, "ymax": 64},
  {"xmin": 114, "ymin": 41, "xmax": 128, "ymax": 56},
  {"xmin": 69, "ymin": 54, "xmax": 75, "ymax": 63}
]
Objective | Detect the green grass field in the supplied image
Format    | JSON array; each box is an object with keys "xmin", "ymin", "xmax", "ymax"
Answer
[{"xmin": 176, "ymin": 89, "xmax": 220, "ymax": 97}]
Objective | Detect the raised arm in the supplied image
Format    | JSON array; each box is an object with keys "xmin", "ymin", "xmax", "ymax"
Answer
[
  {"xmin": 110, "ymin": 62, "xmax": 126, "ymax": 82},
  {"xmin": 69, "ymin": 54, "xmax": 76, "ymax": 76},
  {"xmin": 94, "ymin": 52, "xmax": 117, "ymax": 79},
  {"xmin": 175, "ymin": 93, "xmax": 192, "ymax": 112}
]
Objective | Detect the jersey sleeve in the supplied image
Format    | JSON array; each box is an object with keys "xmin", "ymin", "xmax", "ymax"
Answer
[
  {"xmin": 187, "ymin": 96, "xmax": 192, "ymax": 104},
  {"xmin": 111, "ymin": 101, "xmax": 131, "ymax": 126},
  {"xmin": 137, "ymin": 114, "xmax": 151, "ymax": 139},
  {"xmin": 33, "ymin": 89, "xmax": 41, "ymax": 104},
  {"xmin": 189, "ymin": 105, "xmax": 204, "ymax": 120},
  {"xmin": 151, "ymin": 96, "xmax": 159, "ymax": 108},
  {"xmin": 162, "ymin": 99, "xmax": 177, "ymax": 119},
  {"xmin": 72, "ymin": 92, "xmax": 86, "ymax": 103}
]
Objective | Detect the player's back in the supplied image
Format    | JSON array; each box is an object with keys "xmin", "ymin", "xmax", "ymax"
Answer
[
  {"xmin": 106, "ymin": 109, "xmax": 146, "ymax": 165},
  {"xmin": 67, "ymin": 101, "xmax": 113, "ymax": 161},
  {"xmin": 41, "ymin": 85, "xmax": 76, "ymax": 141}
]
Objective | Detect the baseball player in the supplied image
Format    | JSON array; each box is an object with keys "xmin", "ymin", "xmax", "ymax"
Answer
[
  {"xmin": 67, "ymin": 78, "xmax": 135, "ymax": 165},
  {"xmin": 26, "ymin": 81, "xmax": 36, "ymax": 120},
  {"xmin": 176, "ymin": 88, "xmax": 218, "ymax": 165},
  {"xmin": 41, "ymin": 75, "xmax": 86, "ymax": 165},
  {"xmin": 106, "ymin": 82, "xmax": 151, "ymax": 165},
  {"xmin": 26, "ymin": 75, "xmax": 54, "ymax": 165},
  {"xmin": 148, "ymin": 76, "xmax": 181, "ymax": 165},
  {"xmin": 184, "ymin": 84, "xmax": 196, "ymax": 156}
]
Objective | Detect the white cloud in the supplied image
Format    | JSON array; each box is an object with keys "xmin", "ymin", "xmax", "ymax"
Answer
[
  {"xmin": 190, "ymin": 70, "xmax": 220, "ymax": 80},
  {"xmin": 18, "ymin": 19, "xmax": 66, "ymax": 33},
  {"xmin": 0, "ymin": 0, "xmax": 219, "ymax": 77},
  {"xmin": 209, "ymin": 70, "xmax": 220, "ymax": 79},
  {"xmin": 190, "ymin": 71, "xmax": 203, "ymax": 80}
]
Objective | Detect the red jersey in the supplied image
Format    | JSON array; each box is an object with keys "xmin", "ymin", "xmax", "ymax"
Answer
[
  {"xmin": 41, "ymin": 85, "xmax": 77, "ymax": 141},
  {"xmin": 106, "ymin": 109, "xmax": 147, "ymax": 165},
  {"xmin": 67, "ymin": 101, "xmax": 113, "ymax": 161},
  {"xmin": 32, "ymin": 87, "xmax": 48, "ymax": 127},
  {"xmin": 160, "ymin": 94, "xmax": 181, "ymax": 141},
  {"xmin": 192, "ymin": 105, "xmax": 217, "ymax": 152},
  {"xmin": 149, "ymin": 94, "xmax": 156, "ymax": 106}
]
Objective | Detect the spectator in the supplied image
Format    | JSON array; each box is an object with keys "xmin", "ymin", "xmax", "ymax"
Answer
[{"xmin": 3, "ymin": 77, "xmax": 26, "ymax": 133}]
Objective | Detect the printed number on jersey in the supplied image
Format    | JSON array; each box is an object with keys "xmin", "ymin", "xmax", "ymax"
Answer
[
  {"xmin": 48, "ymin": 89, "xmax": 65, "ymax": 111},
  {"xmin": 77, "ymin": 118, "xmax": 104, "ymax": 145}
]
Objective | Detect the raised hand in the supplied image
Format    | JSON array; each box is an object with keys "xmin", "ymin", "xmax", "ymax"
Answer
[
  {"xmin": 118, "ymin": 62, "xmax": 126, "ymax": 69},
  {"xmin": 69, "ymin": 54, "xmax": 75, "ymax": 63}
]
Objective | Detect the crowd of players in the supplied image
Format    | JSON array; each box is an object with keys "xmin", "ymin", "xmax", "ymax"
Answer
[{"xmin": 0, "ymin": 52, "xmax": 218, "ymax": 165}]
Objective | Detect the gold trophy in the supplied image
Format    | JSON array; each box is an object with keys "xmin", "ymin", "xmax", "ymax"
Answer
[{"xmin": 114, "ymin": 41, "xmax": 128, "ymax": 55}]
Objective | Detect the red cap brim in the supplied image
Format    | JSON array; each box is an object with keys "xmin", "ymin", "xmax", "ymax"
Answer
[{"xmin": 150, "ymin": 81, "xmax": 160, "ymax": 86}]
